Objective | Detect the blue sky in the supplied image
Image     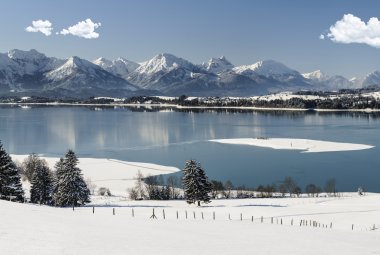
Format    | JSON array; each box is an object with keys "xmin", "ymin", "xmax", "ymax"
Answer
[{"xmin": 1, "ymin": 0, "xmax": 380, "ymax": 77}]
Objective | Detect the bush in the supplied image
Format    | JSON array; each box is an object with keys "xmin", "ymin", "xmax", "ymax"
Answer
[{"xmin": 97, "ymin": 187, "xmax": 111, "ymax": 196}]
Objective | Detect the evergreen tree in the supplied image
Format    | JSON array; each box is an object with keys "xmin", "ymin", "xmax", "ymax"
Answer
[
  {"xmin": 30, "ymin": 163, "xmax": 53, "ymax": 205},
  {"xmin": 0, "ymin": 142, "xmax": 24, "ymax": 202},
  {"xmin": 52, "ymin": 157, "xmax": 64, "ymax": 199},
  {"xmin": 53, "ymin": 150, "xmax": 90, "ymax": 207},
  {"xmin": 182, "ymin": 159, "xmax": 212, "ymax": 206}
]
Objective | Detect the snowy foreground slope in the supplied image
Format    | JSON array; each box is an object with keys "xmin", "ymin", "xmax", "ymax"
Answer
[{"xmin": 1, "ymin": 195, "xmax": 380, "ymax": 255}]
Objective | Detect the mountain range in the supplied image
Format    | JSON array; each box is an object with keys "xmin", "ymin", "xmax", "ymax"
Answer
[{"xmin": 0, "ymin": 49, "xmax": 379, "ymax": 98}]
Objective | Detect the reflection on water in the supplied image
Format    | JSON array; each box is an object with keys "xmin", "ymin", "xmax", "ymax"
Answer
[{"xmin": 0, "ymin": 105, "xmax": 379, "ymax": 191}]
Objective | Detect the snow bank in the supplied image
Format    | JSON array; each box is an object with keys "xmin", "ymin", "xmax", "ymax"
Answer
[
  {"xmin": 210, "ymin": 138, "xmax": 374, "ymax": 153},
  {"xmin": 11, "ymin": 155, "xmax": 180, "ymax": 195},
  {"xmin": 1, "ymin": 194, "xmax": 380, "ymax": 255}
]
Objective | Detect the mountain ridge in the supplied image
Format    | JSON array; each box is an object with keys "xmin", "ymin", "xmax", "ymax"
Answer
[{"xmin": 0, "ymin": 49, "xmax": 379, "ymax": 98}]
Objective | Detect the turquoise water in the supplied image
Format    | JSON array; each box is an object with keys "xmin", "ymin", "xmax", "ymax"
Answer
[{"xmin": 0, "ymin": 105, "xmax": 379, "ymax": 192}]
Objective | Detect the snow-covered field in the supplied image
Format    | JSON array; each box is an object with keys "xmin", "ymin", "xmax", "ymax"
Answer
[
  {"xmin": 11, "ymin": 155, "xmax": 180, "ymax": 195},
  {"xmin": 1, "ymin": 193, "xmax": 379, "ymax": 255},
  {"xmin": 210, "ymin": 138, "xmax": 374, "ymax": 153},
  {"xmin": 4, "ymin": 153, "xmax": 380, "ymax": 254}
]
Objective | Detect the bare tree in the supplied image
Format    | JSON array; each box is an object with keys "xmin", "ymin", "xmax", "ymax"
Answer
[
  {"xmin": 134, "ymin": 170, "xmax": 146, "ymax": 199},
  {"xmin": 21, "ymin": 154, "xmax": 50, "ymax": 181},
  {"xmin": 223, "ymin": 180, "xmax": 234, "ymax": 198},
  {"xmin": 85, "ymin": 177, "xmax": 97, "ymax": 195},
  {"xmin": 324, "ymin": 178, "xmax": 337, "ymax": 196},
  {"xmin": 305, "ymin": 183, "xmax": 321, "ymax": 197},
  {"xmin": 167, "ymin": 176, "xmax": 180, "ymax": 199}
]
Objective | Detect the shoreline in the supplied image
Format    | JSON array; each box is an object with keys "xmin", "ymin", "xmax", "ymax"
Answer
[
  {"xmin": 1, "ymin": 102, "xmax": 380, "ymax": 112},
  {"xmin": 11, "ymin": 155, "xmax": 180, "ymax": 195}
]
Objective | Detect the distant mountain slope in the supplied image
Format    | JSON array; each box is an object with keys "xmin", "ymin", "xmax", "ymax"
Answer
[
  {"xmin": 42, "ymin": 56, "xmax": 139, "ymax": 97},
  {"xmin": 0, "ymin": 48, "xmax": 378, "ymax": 98},
  {"xmin": 302, "ymin": 70, "xmax": 356, "ymax": 90}
]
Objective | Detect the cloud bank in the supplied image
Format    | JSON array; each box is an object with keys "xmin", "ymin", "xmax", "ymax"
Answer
[
  {"xmin": 59, "ymin": 19, "xmax": 101, "ymax": 39},
  {"xmin": 326, "ymin": 14, "xmax": 380, "ymax": 48},
  {"xmin": 25, "ymin": 20, "xmax": 53, "ymax": 36}
]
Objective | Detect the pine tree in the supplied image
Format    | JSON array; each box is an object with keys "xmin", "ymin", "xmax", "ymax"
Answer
[
  {"xmin": 53, "ymin": 150, "xmax": 90, "ymax": 207},
  {"xmin": 182, "ymin": 159, "xmax": 212, "ymax": 206},
  {"xmin": 0, "ymin": 142, "xmax": 24, "ymax": 202},
  {"xmin": 52, "ymin": 157, "xmax": 64, "ymax": 199},
  {"xmin": 30, "ymin": 163, "xmax": 53, "ymax": 205}
]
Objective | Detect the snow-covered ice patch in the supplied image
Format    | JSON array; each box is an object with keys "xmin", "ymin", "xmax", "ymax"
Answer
[{"xmin": 210, "ymin": 138, "xmax": 374, "ymax": 153}]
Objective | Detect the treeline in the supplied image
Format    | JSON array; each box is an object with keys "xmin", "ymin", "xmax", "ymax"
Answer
[
  {"xmin": 126, "ymin": 164, "xmax": 340, "ymax": 203},
  {"xmin": 3, "ymin": 92, "xmax": 380, "ymax": 110},
  {"xmin": 209, "ymin": 176, "xmax": 339, "ymax": 199},
  {"xmin": 0, "ymin": 141, "xmax": 90, "ymax": 207}
]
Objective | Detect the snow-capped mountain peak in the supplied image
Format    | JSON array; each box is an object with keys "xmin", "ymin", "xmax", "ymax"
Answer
[
  {"xmin": 362, "ymin": 71, "xmax": 380, "ymax": 87},
  {"xmin": 233, "ymin": 59, "xmax": 299, "ymax": 77},
  {"xmin": 93, "ymin": 57, "xmax": 139, "ymax": 79},
  {"xmin": 46, "ymin": 56, "xmax": 103, "ymax": 81},
  {"xmin": 7, "ymin": 49, "xmax": 46, "ymax": 61},
  {"xmin": 302, "ymin": 70, "xmax": 329, "ymax": 81},
  {"xmin": 136, "ymin": 53, "xmax": 195, "ymax": 74},
  {"xmin": 93, "ymin": 57, "xmax": 112, "ymax": 67},
  {"xmin": 203, "ymin": 56, "xmax": 234, "ymax": 74}
]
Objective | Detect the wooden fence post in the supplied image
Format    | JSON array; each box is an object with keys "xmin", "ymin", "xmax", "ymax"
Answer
[
  {"xmin": 150, "ymin": 208, "xmax": 157, "ymax": 219},
  {"xmin": 93, "ymin": 207, "xmax": 94, "ymax": 214},
  {"xmin": 213, "ymin": 211, "xmax": 215, "ymax": 220},
  {"xmin": 113, "ymin": 208, "xmax": 115, "ymax": 215},
  {"xmin": 163, "ymin": 209, "xmax": 166, "ymax": 219},
  {"xmin": 132, "ymin": 208, "xmax": 134, "ymax": 217},
  {"xmin": 176, "ymin": 211, "xmax": 179, "ymax": 219}
]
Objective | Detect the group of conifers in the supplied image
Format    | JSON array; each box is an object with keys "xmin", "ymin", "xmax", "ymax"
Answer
[
  {"xmin": 0, "ymin": 141, "xmax": 213, "ymax": 207},
  {"xmin": 0, "ymin": 142, "xmax": 90, "ymax": 206}
]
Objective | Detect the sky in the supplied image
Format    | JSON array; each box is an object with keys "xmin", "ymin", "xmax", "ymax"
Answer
[{"xmin": 1, "ymin": 0, "xmax": 380, "ymax": 78}]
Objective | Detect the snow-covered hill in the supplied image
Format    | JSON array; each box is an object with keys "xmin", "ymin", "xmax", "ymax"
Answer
[{"xmin": 1, "ymin": 194, "xmax": 379, "ymax": 255}]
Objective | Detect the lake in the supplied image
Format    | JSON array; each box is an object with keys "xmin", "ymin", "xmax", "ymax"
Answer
[{"xmin": 1, "ymin": 105, "xmax": 379, "ymax": 192}]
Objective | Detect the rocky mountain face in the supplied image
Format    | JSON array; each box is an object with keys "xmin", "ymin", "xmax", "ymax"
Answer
[{"xmin": 0, "ymin": 49, "xmax": 378, "ymax": 98}]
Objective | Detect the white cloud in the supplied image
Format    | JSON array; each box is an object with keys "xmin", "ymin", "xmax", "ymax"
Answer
[
  {"xmin": 319, "ymin": 34, "xmax": 325, "ymax": 40},
  {"xmin": 59, "ymin": 19, "xmax": 101, "ymax": 39},
  {"xmin": 25, "ymin": 20, "xmax": 53, "ymax": 36},
  {"xmin": 326, "ymin": 14, "xmax": 380, "ymax": 48}
]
